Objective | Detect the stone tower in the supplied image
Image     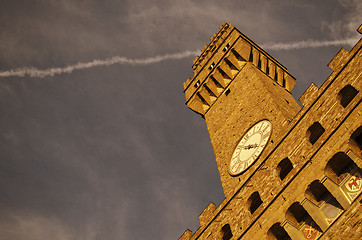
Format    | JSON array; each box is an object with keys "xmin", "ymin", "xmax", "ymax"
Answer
[
  {"xmin": 184, "ymin": 23, "xmax": 301, "ymax": 198},
  {"xmin": 180, "ymin": 23, "xmax": 362, "ymax": 240}
]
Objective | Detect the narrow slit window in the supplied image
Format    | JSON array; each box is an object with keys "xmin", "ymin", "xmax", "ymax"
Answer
[
  {"xmin": 223, "ymin": 43, "xmax": 230, "ymax": 52},
  {"xmin": 208, "ymin": 62, "xmax": 215, "ymax": 70},
  {"xmin": 194, "ymin": 80, "xmax": 201, "ymax": 88}
]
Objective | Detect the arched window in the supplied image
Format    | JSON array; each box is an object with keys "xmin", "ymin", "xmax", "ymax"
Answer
[
  {"xmin": 338, "ymin": 85, "xmax": 358, "ymax": 108},
  {"xmin": 285, "ymin": 202, "xmax": 309, "ymax": 227},
  {"xmin": 267, "ymin": 223, "xmax": 291, "ymax": 240},
  {"xmin": 286, "ymin": 202, "xmax": 323, "ymax": 234},
  {"xmin": 277, "ymin": 158, "xmax": 293, "ymax": 180},
  {"xmin": 305, "ymin": 180, "xmax": 345, "ymax": 214},
  {"xmin": 221, "ymin": 224, "xmax": 233, "ymax": 240},
  {"xmin": 324, "ymin": 152, "xmax": 358, "ymax": 184},
  {"xmin": 307, "ymin": 122, "xmax": 325, "ymax": 144},
  {"xmin": 248, "ymin": 191, "xmax": 263, "ymax": 214},
  {"xmin": 305, "ymin": 180, "xmax": 330, "ymax": 203}
]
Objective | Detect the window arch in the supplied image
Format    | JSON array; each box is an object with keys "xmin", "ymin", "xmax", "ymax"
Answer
[
  {"xmin": 248, "ymin": 191, "xmax": 263, "ymax": 214},
  {"xmin": 307, "ymin": 122, "xmax": 325, "ymax": 144},
  {"xmin": 221, "ymin": 224, "xmax": 233, "ymax": 240},
  {"xmin": 338, "ymin": 85, "xmax": 358, "ymax": 108},
  {"xmin": 267, "ymin": 223, "xmax": 291, "ymax": 240},
  {"xmin": 324, "ymin": 152, "xmax": 358, "ymax": 184},
  {"xmin": 305, "ymin": 180, "xmax": 330, "ymax": 204},
  {"xmin": 285, "ymin": 202, "xmax": 309, "ymax": 227},
  {"xmin": 350, "ymin": 126, "xmax": 362, "ymax": 156},
  {"xmin": 286, "ymin": 202, "xmax": 323, "ymax": 233},
  {"xmin": 277, "ymin": 158, "xmax": 293, "ymax": 180}
]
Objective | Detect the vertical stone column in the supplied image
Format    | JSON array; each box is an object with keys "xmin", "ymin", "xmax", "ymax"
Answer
[
  {"xmin": 347, "ymin": 149, "xmax": 362, "ymax": 169},
  {"xmin": 260, "ymin": 54, "xmax": 267, "ymax": 73},
  {"xmin": 321, "ymin": 177, "xmax": 350, "ymax": 210},
  {"xmin": 252, "ymin": 48, "xmax": 260, "ymax": 67},
  {"xmin": 301, "ymin": 199, "xmax": 329, "ymax": 231},
  {"xmin": 276, "ymin": 67, "xmax": 284, "ymax": 86},
  {"xmin": 283, "ymin": 222, "xmax": 305, "ymax": 240}
]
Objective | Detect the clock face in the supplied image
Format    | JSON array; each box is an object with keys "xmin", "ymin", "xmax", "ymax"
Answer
[{"xmin": 229, "ymin": 120, "xmax": 272, "ymax": 176}]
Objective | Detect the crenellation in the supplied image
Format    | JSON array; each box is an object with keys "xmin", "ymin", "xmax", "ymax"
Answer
[
  {"xmin": 184, "ymin": 25, "xmax": 297, "ymax": 114},
  {"xmin": 327, "ymin": 48, "xmax": 349, "ymax": 72},
  {"xmin": 299, "ymin": 83, "xmax": 319, "ymax": 107},
  {"xmin": 179, "ymin": 229, "xmax": 192, "ymax": 240},
  {"xmin": 199, "ymin": 202, "xmax": 216, "ymax": 226}
]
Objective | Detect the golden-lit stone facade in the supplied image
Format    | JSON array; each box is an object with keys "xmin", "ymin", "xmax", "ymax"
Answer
[{"xmin": 180, "ymin": 23, "xmax": 362, "ymax": 240}]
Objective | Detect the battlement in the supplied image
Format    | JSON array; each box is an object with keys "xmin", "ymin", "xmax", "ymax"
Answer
[
  {"xmin": 183, "ymin": 23, "xmax": 297, "ymax": 116},
  {"xmin": 192, "ymin": 23, "xmax": 231, "ymax": 73}
]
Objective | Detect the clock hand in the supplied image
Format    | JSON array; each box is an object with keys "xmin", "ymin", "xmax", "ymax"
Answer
[{"xmin": 244, "ymin": 144, "xmax": 258, "ymax": 149}]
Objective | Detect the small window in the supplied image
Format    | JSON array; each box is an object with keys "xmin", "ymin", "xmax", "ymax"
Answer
[
  {"xmin": 248, "ymin": 191, "xmax": 263, "ymax": 214},
  {"xmin": 208, "ymin": 62, "xmax": 215, "ymax": 70},
  {"xmin": 267, "ymin": 223, "xmax": 291, "ymax": 240},
  {"xmin": 221, "ymin": 224, "xmax": 233, "ymax": 240},
  {"xmin": 225, "ymin": 89, "xmax": 231, "ymax": 96},
  {"xmin": 277, "ymin": 158, "xmax": 293, "ymax": 180},
  {"xmin": 194, "ymin": 80, "xmax": 200, "ymax": 88},
  {"xmin": 338, "ymin": 85, "xmax": 358, "ymax": 108},
  {"xmin": 223, "ymin": 43, "xmax": 230, "ymax": 52},
  {"xmin": 307, "ymin": 122, "xmax": 325, "ymax": 144}
]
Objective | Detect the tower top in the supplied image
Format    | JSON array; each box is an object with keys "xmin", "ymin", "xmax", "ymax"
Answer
[{"xmin": 183, "ymin": 23, "xmax": 297, "ymax": 116}]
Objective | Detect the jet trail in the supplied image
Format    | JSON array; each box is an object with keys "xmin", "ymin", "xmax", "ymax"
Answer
[
  {"xmin": 261, "ymin": 37, "xmax": 359, "ymax": 50},
  {"xmin": 0, "ymin": 37, "xmax": 359, "ymax": 78},
  {"xmin": 0, "ymin": 50, "xmax": 200, "ymax": 78}
]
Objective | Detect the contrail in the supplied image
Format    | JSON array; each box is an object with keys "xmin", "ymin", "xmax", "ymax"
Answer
[
  {"xmin": 262, "ymin": 37, "xmax": 359, "ymax": 50},
  {"xmin": 0, "ymin": 50, "xmax": 200, "ymax": 78},
  {"xmin": 0, "ymin": 37, "xmax": 359, "ymax": 78}
]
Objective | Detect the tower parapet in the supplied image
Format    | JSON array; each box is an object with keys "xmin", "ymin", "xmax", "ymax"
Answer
[{"xmin": 183, "ymin": 23, "xmax": 297, "ymax": 116}]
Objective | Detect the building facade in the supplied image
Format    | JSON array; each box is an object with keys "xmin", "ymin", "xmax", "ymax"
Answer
[{"xmin": 180, "ymin": 23, "xmax": 361, "ymax": 240}]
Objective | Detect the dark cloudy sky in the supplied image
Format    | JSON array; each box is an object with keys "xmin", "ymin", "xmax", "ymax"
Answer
[{"xmin": 0, "ymin": 1, "xmax": 361, "ymax": 239}]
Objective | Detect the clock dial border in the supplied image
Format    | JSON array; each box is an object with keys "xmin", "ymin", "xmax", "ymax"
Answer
[{"xmin": 228, "ymin": 119, "xmax": 272, "ymax": 176}]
